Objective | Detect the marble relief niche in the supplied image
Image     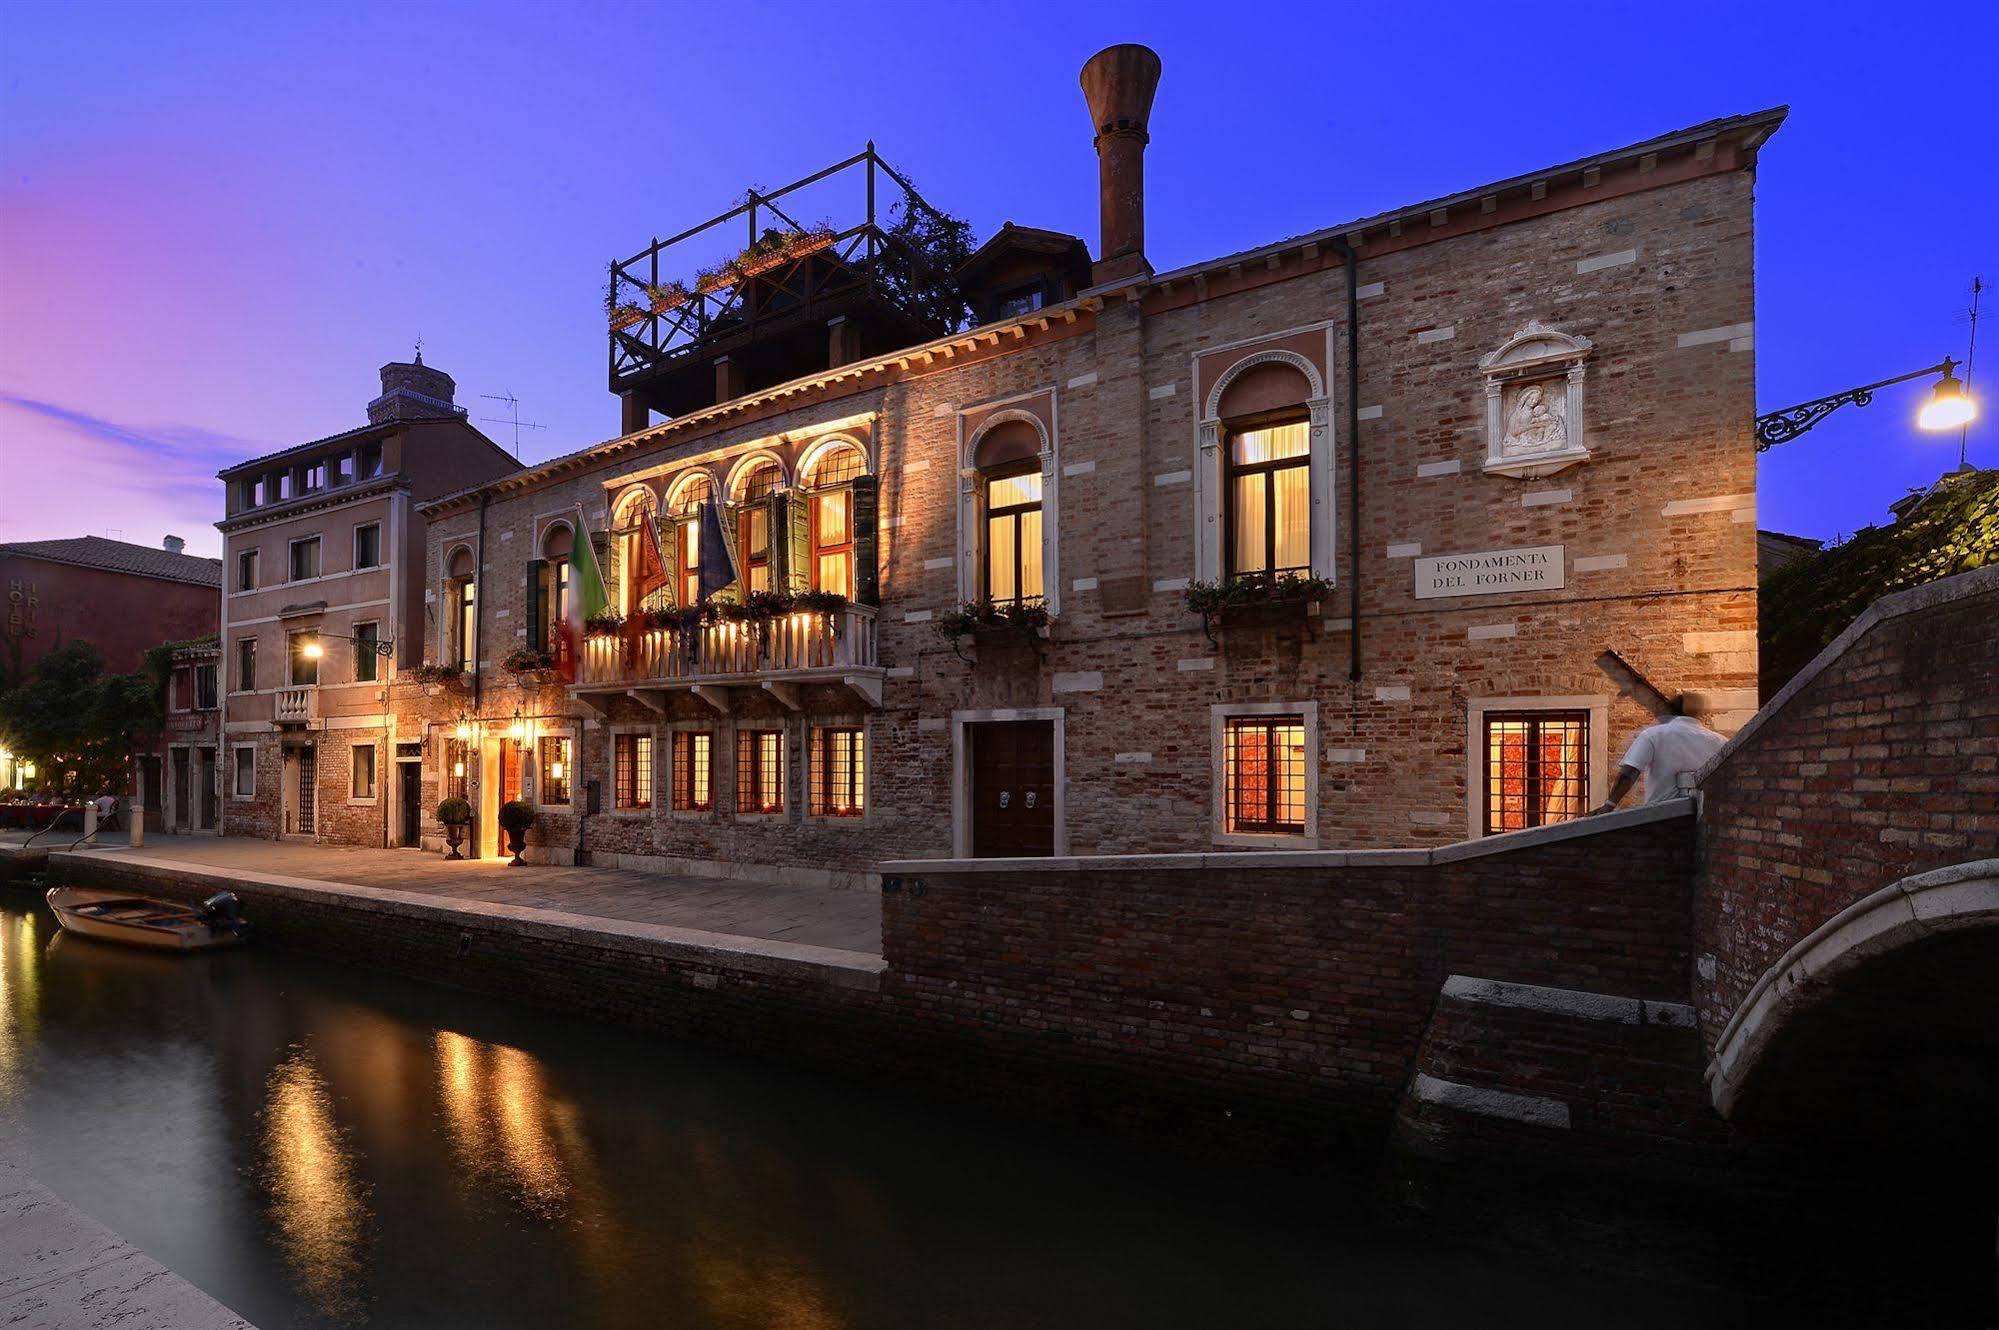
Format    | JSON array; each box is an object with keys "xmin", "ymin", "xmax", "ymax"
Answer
[{"xmin": 1478, "ymin": 322, "xmax": 1593, "ymax": 478}]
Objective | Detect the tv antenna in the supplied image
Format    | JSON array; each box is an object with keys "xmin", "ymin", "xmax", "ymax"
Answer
[
  {"xmin": 479, "ymin": 391, "xmax": 547, "ymax": 458},
  {"xmin": 1957, "ymin": 276, "xmax": 1982, "ymax": 469}
]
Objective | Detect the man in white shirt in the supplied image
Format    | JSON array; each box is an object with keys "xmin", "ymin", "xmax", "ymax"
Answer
[{"xmin": 1594, "ymin": 697, "xmax": 1727, "ymax": 813}]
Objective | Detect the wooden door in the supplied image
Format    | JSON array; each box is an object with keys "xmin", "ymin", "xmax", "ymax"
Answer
[
  {"xmin": 969, "ymin": 721, "xmax": 1055, "ymax": 858},
  {"xmin": 398, "ymin": 762, "xmax": 422, "ymax": 846},
  {"xmin": 171, "ymin": 749, "xmax": 191, "ymax": 831}
]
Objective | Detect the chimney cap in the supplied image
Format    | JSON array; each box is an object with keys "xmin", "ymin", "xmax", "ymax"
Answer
[
  {"xmin": 1079, "ymin": 43, "xmax": 1162, "ymax": 135},
  {"xmin": 162, "ymin": 535, "xmax": 185, "ymax": 554}
]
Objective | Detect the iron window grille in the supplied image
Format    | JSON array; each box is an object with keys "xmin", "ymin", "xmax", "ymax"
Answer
[
  {"xmin": 1224, "ymin": 715, "xmax": 1308, "ymax": 835},
  {"xmin": 1482, "ymin": 710, "xmax": 1590, "ymax": 834},
  {"xmin": 672, "ymin": 731, "xmax": 712, "ymax": 812},
  {"xmin": 810, "ymin": 727, "xmax": 865, "ymax": 817}
]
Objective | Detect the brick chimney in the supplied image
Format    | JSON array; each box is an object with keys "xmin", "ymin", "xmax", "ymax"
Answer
[
  {"xmin": 1079, "ymin": 44, "xmax": 1162, "ymax": 287},
  {"xmin": 366, "ymin": 351, "xmax": 466, "ymax": 425},
  {"xmin": 162, "ymin": 535, "xmax": 185, "ymax": 554}
]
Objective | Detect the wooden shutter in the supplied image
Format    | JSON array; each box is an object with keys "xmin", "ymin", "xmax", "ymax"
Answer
[
  {"xmin": 526, "ymin": 559, "xmax": 545, "ymax": 652},
  {"xmin": 658, "ymin": 513, "xmax": 680, "ymax": 607},
  {"xmin": 784, "ymin": 489, "xmax": 811, "ymax": 595},
  {"xmin": 851, "ymin": 473, "xmax": 879, "ymax": 606},
  {"xmin": 766, "ymin": 491, "xmax": 791, "ymax": 595}
]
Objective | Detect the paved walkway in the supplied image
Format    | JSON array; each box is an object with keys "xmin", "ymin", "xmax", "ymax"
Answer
[
  {"xmin": 34, "ymin": 836, "xmax": 882, "ymax": 956},
  {"xmin": 0, "ymin": 1157, "xmax": 255, "ymax": 1329}
]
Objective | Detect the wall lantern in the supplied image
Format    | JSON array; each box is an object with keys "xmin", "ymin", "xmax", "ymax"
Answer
[
  {"xmin": 1757, "ymin": 356, "xmax": 1979, "ymax": 450},
  {"xmin": 1917, "ymin": 362, "xmax": 1978, "ymax": 432},
  {"xmin": 454, "ymin": 716, "xmax": 472, "ymax": 742}
]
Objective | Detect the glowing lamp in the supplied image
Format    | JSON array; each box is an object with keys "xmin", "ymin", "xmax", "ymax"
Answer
[
  {"xmin": 302, "ymin": 640, "xmax": 325, "ymax": 660},
  {"xmin": 550, "ymin": 761, "xmax": 564, "ymax": 780},
  {"xmin": 22, "ymin": 762, "xmax": 35, "ymax": 779},
  {"xmin": 508, "ymin": 713, "xmax": 525, "ymax": 741},
  {"xmin": 453, "ymin": 760, "xmax": 465, "ymax": 778},
  {"xmin": 1917, "ymin": 363, "xmax": 1977, "ymax": 432},
  {"xmin": 454, "ymin": 718, "xmax": 472, "ymax": 741}
]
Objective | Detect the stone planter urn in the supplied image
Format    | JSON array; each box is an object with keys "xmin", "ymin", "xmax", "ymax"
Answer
[
  {"xmin": 436, "ymin": 798, "xmax": 472, "ymax": 861},
  {"xmin": 497, "ymin": 800, "xmax": 536, "ymax": 868},
  {"xmin": 444, "ymin": 823, "xmax": 468, "ymax": 860}
]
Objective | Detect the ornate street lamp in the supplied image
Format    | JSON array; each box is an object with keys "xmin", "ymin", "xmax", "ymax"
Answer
[
  {"xmin": 300, "ymin": 632, "xmax": 396, "ymax": 661},
  {"xmin": 1756, "ymin": 357, "xmax": 1977, "ymax": 450}
]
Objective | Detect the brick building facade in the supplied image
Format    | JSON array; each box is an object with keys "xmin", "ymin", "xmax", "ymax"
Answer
[
  {"xmin": 215, "ymin": 357, "xmax": 518, "ymax": 843},
  {"xmin": 381, "ymin": 53, "xmax": 1778, "ymax": 881}
]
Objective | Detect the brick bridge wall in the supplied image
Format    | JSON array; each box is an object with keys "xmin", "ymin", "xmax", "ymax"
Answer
[{"xmin": 1694, "ymin": 566, "xmax": 1999, "ymax": 1048}]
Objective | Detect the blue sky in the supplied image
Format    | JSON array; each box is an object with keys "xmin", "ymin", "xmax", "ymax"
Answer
[{"xmin": 2, "ymin": 0, "xmax": 1992, "ymax": 556}]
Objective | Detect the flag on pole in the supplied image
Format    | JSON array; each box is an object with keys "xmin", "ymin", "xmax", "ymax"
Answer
[
  {"xmin": 698, "ymin": 500, "xmax": 739, "ymax": 601},
  {"xmin": 559, "ymin": 505, "xmax": 608, "ymax": 682}
]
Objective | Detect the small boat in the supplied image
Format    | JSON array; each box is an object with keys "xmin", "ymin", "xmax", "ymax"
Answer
[{"xmin": 45, "ymin": 887, "xmax": 250, "ymax": 952}]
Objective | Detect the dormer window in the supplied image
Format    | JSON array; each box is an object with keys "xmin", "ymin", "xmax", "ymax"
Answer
[
  {"xmin": 994, "ymin": 284, "xmax": 1044, "ymax": 319},
  {"xmin": 356, "ymin": 442, "xmax": 383, "ymax": 479}
]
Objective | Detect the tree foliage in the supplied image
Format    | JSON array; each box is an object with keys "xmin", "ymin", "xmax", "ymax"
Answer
[
  {"xmin": 1761, "ymin": 468, "xmax": 1999, "ymax": 697},
  {"xmin": 873, "ymin": 189, "xmax": 975, "ymax": 333},
  {"xmin": 0, "ymin": 641, "xmax": 164, "ymax": 792}
]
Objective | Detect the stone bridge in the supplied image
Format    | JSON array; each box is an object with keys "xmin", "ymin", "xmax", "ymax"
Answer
[{"xmin": 1694, "ymin": 564, "xmax": 1998, "ymax": 1143}]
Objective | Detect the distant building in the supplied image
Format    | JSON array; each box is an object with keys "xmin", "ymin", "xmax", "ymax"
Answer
[
  {"xmin": 132, "ymin": 640, "xmax": 223, "ymax": 834},
  {"xmin": 214, "ymin": 356, "xmax": 518, "ymax": 842},
  {"xmin": 0, "ymin": 535, "xmax": 220, "ymax": 685},
  {"xmin": 1756, "ymin": 529, "xmax": 1822, "ymax": 581}
]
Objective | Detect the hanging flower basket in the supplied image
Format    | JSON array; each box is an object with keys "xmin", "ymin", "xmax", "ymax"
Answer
[
  {"xmin": 609, "ymin": 304, "xmax": 646, "ymax": 331},
  {"xmin": 583, "ymin": 610, "xmax": 627, "ymax": 639}
]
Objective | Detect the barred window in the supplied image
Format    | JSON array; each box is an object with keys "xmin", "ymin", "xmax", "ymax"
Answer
[
  {"xmin": 671, "ymin": 731, "xmax": 712, "ymax": 812},
  {"xmin": 809, "ymin": 727, "xmax": 865, "ymax": 817},
  {"xmin": 1224, "ymin": 715, "xmax": 1307, "ymax": 835},
  {"xmin": 1483, "ymin": 710, "xmax": 1589, "ymax": 834},
  {"xmin": 444, "ymin": 739, "xmax": 470, "ymax": 802},
  {"xmin": 736, "ymin": 729, "xmax": 785, "ymax": 814},
  {"xmin": 615, "ymin": 733, "xmax": 652, "ymax": 810},
  {"xmin": 539, "ymin": 736, "xmax": 572, "ymax": 805}
]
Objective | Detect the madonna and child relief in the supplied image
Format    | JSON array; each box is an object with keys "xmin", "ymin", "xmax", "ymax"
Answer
[{"xmin": 1502, "ymin": 381, "xmax": 1567, "ymax": 457}]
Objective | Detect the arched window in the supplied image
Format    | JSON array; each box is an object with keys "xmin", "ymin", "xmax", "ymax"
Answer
[
  {"xmin": 1202, "ymin": 352, "xmax": 1322, "ymax": 585},
  {"xmin": 445, "ymin": 545, "xmax": 476, "ymax": 668},
  {"xmin": 667, "ymin": 473, "xmax": 715, "ymax": 606},
  {"xmin": 972, "ymin": 419, "xmax": 1044, "ymax": 606},
  {"xmin": 732, "ymin": 460, "xmax": 788, "ymax": 595},
  {"xmin": 615, "ymin": 489, "xmax": 667, "ymax": 616},
  {"xmin": 538, "ymin": 524, "xmax": 573, "ymax": 652},
  {"xmin": 802, "ymin": 444, "xmax": 866, "ymax": 598}
]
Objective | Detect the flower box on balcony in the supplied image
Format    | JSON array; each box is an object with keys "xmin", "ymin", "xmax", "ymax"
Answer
[
  {"xmin": 609, "ymin": 304, "xmax": 646, "ymax": 332},
  {"xmin": 1186, "ymin": 575, "xmax": 1332, "ymax": 640}
]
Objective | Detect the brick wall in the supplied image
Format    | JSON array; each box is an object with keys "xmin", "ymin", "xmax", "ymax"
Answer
[
  {"xmin": 404, "ymin": 152, "xmax": 1764, "ymax": 875},
  {"xmin": 1694, "ymin": 567, "xmax": 1999, "ymax": 1045}
]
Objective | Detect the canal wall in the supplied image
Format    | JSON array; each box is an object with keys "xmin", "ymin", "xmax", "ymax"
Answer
[{"xmin": 46, "ymin": 799, "xmax": 1723, "ymax": 1170}]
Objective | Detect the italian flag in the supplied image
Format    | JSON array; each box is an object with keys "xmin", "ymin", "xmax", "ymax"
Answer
[{"xmin": 558, "ymin": 505, "xmax": 609, "ymax": 681}]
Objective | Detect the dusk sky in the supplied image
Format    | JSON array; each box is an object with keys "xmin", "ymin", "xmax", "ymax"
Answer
[{"xmin": 3, "ymin": 1, "xmax": 1992, "ymax": 559}]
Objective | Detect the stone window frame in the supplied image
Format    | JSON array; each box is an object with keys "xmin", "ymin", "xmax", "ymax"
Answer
[
  {"xmin": 607, "ymin": 723, "xmax": 657, "ymax": 819},
  {"xmin": 1194, "ymin": 342, "xmax": 1334, "ymax": 585},
  {"xmin": 1477, "ymin": 322, "xmax": 1594, "ymax": 479},
  {"xmin": 804, "ymin": 714, "xmax": 874, "ymax": 827},
  {"xmin": 352, "ymin": 620, "xmax": 381, "ymax": 684},
  {"xmin": 288, "ymin": 534, "xmax": 323, "ymax": 584},
  {"xmin": 231, "ymin": 744, "xmax": 256, "ymax": 801},
  {"xmin": 948, "ymin": 706, "xmax": 1066, "ymax": 858},
  {"xmin": 797, "ymin": 433, "xmax": 875, "ymax": 599},
  {"xmin": 1462, "ymin": 694, "xmax": 1610, "ymax": 840},
  {"xmin": 439, "ymin": 539, "xmax": 478, "ymax": 669},
  {"xmin": 348, "ymin": 741, "xmax": 379, "ymax": 805},
  {"xmin": 532, "ymin": 724, "xmax": 579, "ymax": 814},
  {"xmin": 1210, "ymin": 700, "xmax": 1320, "ymax": 848},
  {"xmin": 731, "ymin": 719, "xmax": 791, "ymax": 823},
  {"xmin": 664, "ymin": 720, "xmax": 718, "ymax": 821},
  {"xmin": 352, "ymin": 521, "xmax": 383, "ymax": 571},
  {"xmin": 955, "ymin": 394, "xmax": 1060, "ymax": 618}
]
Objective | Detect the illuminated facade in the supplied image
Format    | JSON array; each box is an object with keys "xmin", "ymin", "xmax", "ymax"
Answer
[{"xmin": 388, "ymin": 58, "xmax": 1778, "ymax": 880}]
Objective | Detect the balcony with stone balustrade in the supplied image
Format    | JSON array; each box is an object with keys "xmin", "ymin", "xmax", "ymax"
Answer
[{"xmin": 574, "ymin": 603, "xmax": 882, "ymax": 715}]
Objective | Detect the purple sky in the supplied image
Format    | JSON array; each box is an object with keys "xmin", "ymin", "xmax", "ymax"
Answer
[{"xmin": 3, "ymin": 1, "xmax": 1992, "ymax": 559}]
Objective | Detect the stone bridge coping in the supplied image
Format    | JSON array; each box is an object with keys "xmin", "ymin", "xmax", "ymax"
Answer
[
  {"xmin": 879, "ymin": 797, "xmax": 1693, "ymax": 874},
  {"xmin": 1696, "ymin": 561, "xmax": 1999, "ymax": 788},
  {"xmin": 45, "ymin": 850, "xmax": 886, "ymax": 988}
]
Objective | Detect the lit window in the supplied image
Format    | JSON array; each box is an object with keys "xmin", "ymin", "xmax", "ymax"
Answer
[
  {"xmin": 353, "ymin": 622, "xmax": 380, "ymax": 683},
  {"xmin": 444, "ymin": 739, "xmax": 470, "ymax": 802},
  {"xmin": 982, "ymin": 465, "xmax": 1044, "ymax": 606},
  {"xmin": 668, "ymin": 475, "xmax": 714, "ymax": 606},
  {"xmin": 1483, "ymin": 711, "xmax": 1589, "ymax": 834},
  {"xmin": 1224, "ymin": 715, "xmax": 1307, "ymax": 835},
  {"xmin": 539, "ymin": 735, "xmax": 572, "ymax": 805},
  {"xmin": 351, "ymin": 744, "xmax": 377, "ymax": 800},
  {"xmin": 736, "ymin": 729, "xmax": 785, "ymax": 814},
  {"xmin": 1225, "ymin": 420, "xmax": 1310, "ymax": 581},
  {"xmin": 354, "ymin": 523, "xmax": 381, "ymax": 570},
  {"xmin": 617, "ymin": 490, "xmax": 669, "ymax": 615},
  {"xmin": 805, "ymin": 446, "xmax": 865, "ymax": 598},
  {"xmin": 672, "ymin": 731, "xmax": 712, "ymax": 812},
  {"xmin": 454, "ymin": 580, "xmax": 476, "ymax": 669},
  {"xmin": 614, "ymin": 733, "xmax": 652, "ymax": 810},
  {"xmin": 735, "ymin": 463, "xmax": 786, "ymax": 595},
  {"xmin": 810, "ymin": 727, "xmax": 865, "ymax": 817},
  {"xmin": 236, "ymin": 548, "xmax": 258, "ymax": 592},
  {"xmin": 290, "ymin": 536, "xmax": 321, "ymax": 582}
]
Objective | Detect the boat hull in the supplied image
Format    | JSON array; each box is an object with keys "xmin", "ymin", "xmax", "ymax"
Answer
[{"xmin": 45, "ymin": 888, "xmax": 247, "ymax": 953}]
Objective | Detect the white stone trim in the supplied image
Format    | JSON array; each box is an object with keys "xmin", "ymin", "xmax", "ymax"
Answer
[
  {"xmin": 1375, "ymin": 685, "xmax": 1410, "ymax": 702},
  {"xmin": 1521, "ymin": 488, "xmax": 1571, "ymax": 507},
  {"xmin": 1066, "ymin": 372, "xmax": 1098, "ymax": 389},
  {"xmin": 1357, "ymin": 404, "xmax": 1384, "ymax": 421},
  {"xmin": 1411, "ymin": 1073, "xmax": 1571, "ymax": 1129},
  {"xmin": 1442, "ymin": 974, "xmax": 1695, "ymax": 1027},
  {"xmin": 1676, "ymin": 322, "xmax": 1755, "ymax": 348},
  {"xmin": 1177, "ymin": 657, "xmax": 1214, "ymax": 672},
  {"xmin": 1148, "ymin": 382, "xmax": 1177, "ymax": 399},
  {"xmin": 1415, "ymin": 325, "xmax": 1456, "ymax": 344},
  {"xmin": 1662, "ymin": 493, "xmax": 1754, "ymax": 517},
  {"xmin": 1194, "ymin": 344, "xmax": 1335, "ymax": 583},
  {"xmin": 1573, "ymin": 553, "xmax": 1628, "ymax": 572},
  {"xmin": 1386, "ymin": 542, "xmax": 1422, "ymax": 559},
  {"xmin": 1071, "ymin": 577, "xmax": 1098, "ymax": 592},
  {"xmin": 1466, "ymin": 623, "xmax": 1517, "ymax": 640},
  {"xmin": 1416, "ymin": 459, "xmax": 1460, "ymax": 477},
  {"xmin": 1052, "ymin": 671, "xmax": 1102, "ymax": 694},
  {"xmin": 956, "ymin": 396, "xmax": 1060, "ymax": 617},
  {"xmin": 1575, "ymin": 248, "xmax": 1638, "ymax": 274}
]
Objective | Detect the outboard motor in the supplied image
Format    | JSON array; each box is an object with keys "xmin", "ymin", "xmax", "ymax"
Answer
[{"xmin": 198, "ymin": 891, "xmax": 247, "ymax": 934}]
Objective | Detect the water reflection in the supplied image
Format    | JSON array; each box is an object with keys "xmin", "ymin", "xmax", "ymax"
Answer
[
  {"xmin": 435, "ymin": 1030, "xmax": 575, "ymax": 1215},
  {"xmin": 0, "ymin": 910, "xmax": 40, "ymax": 1093},
  {"xmin": 261, "ymin": 1046, "xmax": 370, "ymax": 1321}
]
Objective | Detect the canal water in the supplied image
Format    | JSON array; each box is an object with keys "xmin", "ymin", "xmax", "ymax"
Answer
[{"xmin": 0, "ymin": 893, "xmax": 1727, "ymax": 1329}]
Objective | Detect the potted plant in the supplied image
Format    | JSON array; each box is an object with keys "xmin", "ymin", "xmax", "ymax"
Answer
[
  {"xmin": 1185, "ymin": 574, "xmax": 1333, "ymax": 641},
  {"xmin": 436, "ymin": 797, "xmax": 472, "ymax": 860},
  {"xmin": 934, "ymin": 599, "xmax": 1050, "ymax": 664},
  {"xmin": 497, "ymin": 800, "xmax": 536, "ymax": 867},
  {"xmin": 583, "ymin": 609, "xmax": 627, "ymax": 638},
  {"xmin": 645, "ymin": 280, "xmax": 691, "ymax": 314},
  {"xmin": 502, "ymin": 647, "xmax": 556, "ymax": 682},
  {"xmin": 404, "ymin": 661, "xmax": 466, "ymax": 696}
]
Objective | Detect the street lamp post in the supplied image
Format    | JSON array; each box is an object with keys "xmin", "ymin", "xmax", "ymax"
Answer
[{"xmin": 1756, "ymin": 357, "xmax": 1977, "ymax": 450}]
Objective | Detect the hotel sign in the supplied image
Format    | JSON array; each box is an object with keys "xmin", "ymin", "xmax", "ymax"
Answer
[{"xmin": 1413, "ymin": 545, "xmax": 1565, "ymax": 599}]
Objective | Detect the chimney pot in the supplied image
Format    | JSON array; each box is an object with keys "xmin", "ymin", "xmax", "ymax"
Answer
[
  {"xmin": 162, "ymin": 535, "xmax": 185, "ymax": 554},
  {"xmin": 368, "ymin": 357, "xmax": 463, "ymax": 425},
  {"xmin": 1079, "ymin": 43, "xmax": 1162, "ymax": 287}
]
